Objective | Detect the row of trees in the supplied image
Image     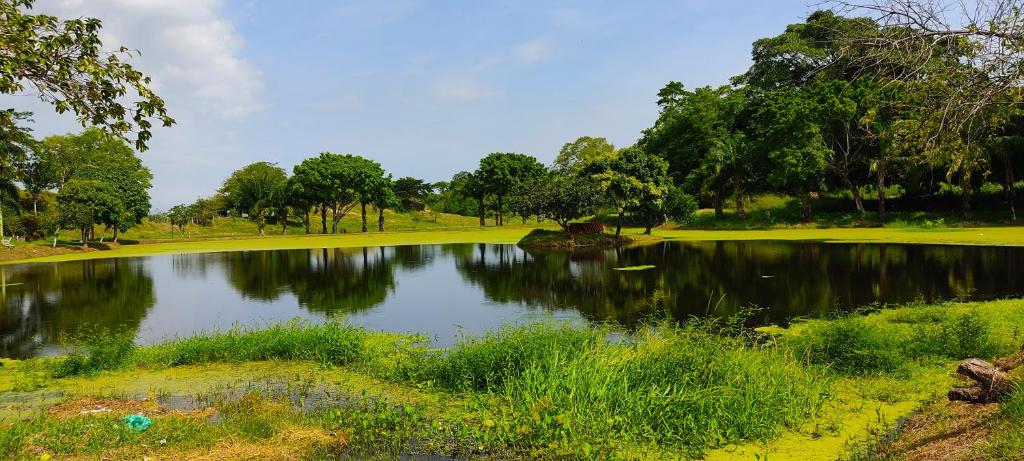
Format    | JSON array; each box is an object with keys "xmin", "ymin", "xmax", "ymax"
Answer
[
  {"xmin": 2, "ymin": 129, "xmax": 153, "ymax": 246},
  {"xmin": 634, "ymin": 9, "xmax": 1023, "ymax": 221},
  {"xmin": 172, "ymin": 153, "xmax": 400, "ymax": 235}
]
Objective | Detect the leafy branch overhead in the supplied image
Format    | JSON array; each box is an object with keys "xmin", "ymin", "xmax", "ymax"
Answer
[{"xmin": 0, "ymin": 0, "xmax": 174, "ymax": 151}]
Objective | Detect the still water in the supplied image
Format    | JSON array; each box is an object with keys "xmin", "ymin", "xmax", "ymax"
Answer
[{"xmin": 1, "ymin": 241, "xmax": 1022, "ymax": 358}]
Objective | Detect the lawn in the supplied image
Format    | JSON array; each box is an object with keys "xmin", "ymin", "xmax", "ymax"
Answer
[{"xmin": 4, "ymin": 223, "xmax": 1023, "ymax": 265}]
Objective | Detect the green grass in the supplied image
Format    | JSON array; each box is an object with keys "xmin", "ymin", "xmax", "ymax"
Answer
[
  {"xmin": 49, "ymin": 320, "xmax": 368, "ymax": 377},
  {"xmin": 786, "ymin": 302, "xmax": 1022, "ymax": 376},
  {"xmin": 91, "ymin": 209, "xmax": 483, "ymax": 241},
  {"xmin": 7, "ymin": 299, "xmax": 1024, "ymax": 459},
  {"xmin": 404, "ymin": 321, "xmax": 829, "ymax": 458},
  {"xmin": 515, "ymin": 228, "xmax": 635, "ymax": 249},
  {"xmin": 613, "ymin": 264, "xmax": 656, "ymax": 271}
]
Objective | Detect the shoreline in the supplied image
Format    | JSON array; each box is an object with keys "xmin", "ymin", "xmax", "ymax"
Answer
[{"xmin": 3, "ymin": 225, "xmax": 1023, "ymax": 265}]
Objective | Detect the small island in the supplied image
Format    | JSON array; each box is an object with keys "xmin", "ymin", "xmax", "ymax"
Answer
[{"xmin": 517, "ymin": 226, "xmax": 638, "ymax": 249}]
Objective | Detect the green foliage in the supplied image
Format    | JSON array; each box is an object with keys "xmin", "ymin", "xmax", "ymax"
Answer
[
  {"xmin": 402, "ymin": 321, "xmax": 829, "ymax": 457},
  {"xmin": 219, "ymin": 161, "xmax": 287, "ymax": 234},
  {"xmin": 665, "ymin": 186, "xmax": 699, "ymax": 225},
  {"xmin": 524, "ymin": 172, "xmax": 604, "ymax": 230},
  {"xmin": 52, "ymin": 327, "xmax": 135, "ymax": 377},
  {"xmin": 0, "ymin": 0, "xmax": 174, "ymax": 150},
  {"xmin": 477, "ymin": 152, "xmax": 546, "ymax": 225},
  {"xmin": 45, "ymin": 320, "xmax": 368, "ymax": 377},
  {"xmin": 56, "ymin": 178, "xmax": 123, "ymax": 243},
  {"xmin": 553, "ymin": 136, "xmax": 616, "ymax": 172},
  {"xmin": 791, "ymin": 306, "xmax": 1005, "ymax": 375},
  {"xmin": 392, "ymin": 176, "xmax": 434, "ymax": 211}
]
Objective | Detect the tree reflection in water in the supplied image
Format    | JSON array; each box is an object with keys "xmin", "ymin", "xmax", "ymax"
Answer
[
  {"xmin": 0, "ymin": 259, "xmax": 155, "ymax": 358},
  {"xmin": 0, "ymin": 241, "xmax": 1020, "ymax": 359}
]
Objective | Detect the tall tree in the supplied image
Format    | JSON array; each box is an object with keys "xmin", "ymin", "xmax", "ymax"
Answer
[
  {"xmin": 553, "ymin": 136, "xmax": 616, "ymax": 172},
  {"xmin": 588, "ymin": 147, "xmax": 672, "ymax": 236},
  {"xmin": 56, "ymin": 179, "xmax": 122, "ymax": 246},
  {"xmin": 291, "ymin": 153, "xmax": 360, "ymax": 234},
  {"xmin": 350, "ymin": 156, "xmax": 389, "ymax": 233},
  {"xmin": 477, "ymin": 152, "xmax": 546, "ymax": 226},
  {"xmin": 452, "ymin": 171, "xmax": 487, "ymax": 227},
  {"xmin": 67, "ymin": 129, "xmax": 152, "ymax": 241},
  {"xmin": 219, "ymin": 162, "xmax": 287, "ymax": 235},
  {"xmin": 392, "ymin": 176, "xmax": 433, "ymax": 211}
]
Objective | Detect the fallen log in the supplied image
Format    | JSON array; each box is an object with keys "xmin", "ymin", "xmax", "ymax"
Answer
[{"xmin": 948, "ymin": 358, "xmax": 1017, "ymax": 404}]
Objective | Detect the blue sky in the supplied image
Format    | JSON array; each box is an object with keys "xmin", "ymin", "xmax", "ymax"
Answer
[{"xmin": 15, "ymin": 0, "xmax": 817, "ymax": 209}]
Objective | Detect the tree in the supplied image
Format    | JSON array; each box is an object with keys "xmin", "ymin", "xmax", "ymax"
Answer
[
  {"xmin": 553, "ymin": 136, "xmax": 616, "ymax": 172},
  {"xmin": 588, "ymin": 147, "xmax": 671, "ymax": 236},
  {"xmin": 0, "ymin": 0, "xmax": 173, "ymax": 151},
  {"xmin": 371, "ymin": 178, "xmax": 399, "ymax": 232},
  {"xmin": 752, "ymin": 90, "xmax": 829, "ymax": 221},
  {"xmin": 477, "ymin": 152, "xmax": 546, "ymax": 226},
  {"xmin": 531, "ymin": 173, "xmax": 605, "ymax": 232},
  {"xmin": 349, "ymin": 156, "xmax": 389, "ymax": 233},
  {"xmin": 219, "ymin": 162, "xmax": 287, "ymax": 235},
  {"xmin": 392, "ymin": 176, "xmax": 433, "ymax": 211},
  {"xmin": 452, "ymin": 171, "xmax": 488, "ymax": 227},
  {"xmin": 291, "ymin": 153, "xmax": 361, "ymax": 234},
  {"xmin": 66, "ymin": 129, "xmax": 153, "ymax": 241},
  {"xmin": 167, "ymin": 204, "xmax": 189, "ymax": 236},
  {"xmin": 665, "ymin": 186, "xmax": 699, "ymax": 226},
  {"xmin": 56, "ymin": 179, "xmax": 122, "ymax": 246}
]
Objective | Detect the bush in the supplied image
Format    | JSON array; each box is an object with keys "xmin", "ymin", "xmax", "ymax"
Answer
[
  {"xmin": 566, "ymin": 222, "xmax": 604, "ymax": 234},
  {"xmin": 51, "ymin": 328, "xmax": 136, "ymax": 377},
  {"xmin": 401, "ymin": 322, "xmax": 828, "ymax": 456}
]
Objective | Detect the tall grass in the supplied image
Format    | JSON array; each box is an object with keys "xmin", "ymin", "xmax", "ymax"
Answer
[
  {"xmin": 49, "ymin": 320, "xmax": 367, "ymax": 376},
  {"xmin": 402, "ymin": 321, "xmax": 830, "ymax": 457},
  {"xmin": 789, "ymin": 305, "xmax": 1006, "ymax": 375}
]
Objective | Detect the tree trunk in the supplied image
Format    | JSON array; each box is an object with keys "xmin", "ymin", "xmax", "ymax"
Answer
[
  {"xmin": 378, "ymin": 206, "xmax": 385, "ymax": 232},
  {"xmin": 615, "ymin": 209, "xmax": 624, "ymax": 237},
  {"xmin": 112, "ymin": 227, "xmax": 118, "ymax": 243},
  {"xmin": 257, "ymin": 211, "xmax": 265, "ymax": 235},
  {"xmin": 497, "ymin": 196, "xmax": 503, "ymax": 226},
  {"xmin": 839, "ymin": 174, "xmax": 865, "ymax": 214},
  {"xmin": 32, "ymin": 198, "xmax": 37, "ymax": 216},
  {"xmin": 320, "ymin": 204, "xmax": 328, "ymax": 234},
  {"xmin": 643, "ymin": 226, "xmax": 652, "ymax": 235},
  {"xmin": 734, "ymin": 171, "xmax": 746, "ymax": 218},
  {"xmin": 713, "ymin": 188, "xmax": 723, "ymax": 218},
  {"xmin": 1005, "ymin": 157, "xmax": 1016, "ymax": 222},
  {"xmin": 961, "ymin": 173, "xmax": 974, "ymax": 219},
  {"xmin": 80, "ymin": 228, "xmax": 88, "ymax": 248},
  {"xmin": 876, "ymin": 161, "xmax": 887, "ymax": 220},
  {"xmin": 332, "ymin": 204, "xmax": 343, "ymax": 233},
  {"xmin": 800, "ymin": 193, "xmax": 813, "ymax": 222},
  {"xmin": 948, "ymin": 358, "xmax": 1015, "ymax": 404},
  {"xmin": 478, "ymin": 197, "xmax": 485, "ymax": 227},
  {"xmin": 304, "ymin": 210, "xmax": 310, "ymax": 234},
  {"xmin": 360, "ymin": 202, "xmax": 368, "ymax": 232}
]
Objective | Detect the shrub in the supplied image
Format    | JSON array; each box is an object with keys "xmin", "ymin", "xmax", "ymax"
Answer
[
  {"xmin": 51, "ymin": 328, "xmax": 136, "ymax": 377},
  {"xmin": 566, "ymin": 222, "xmax": 604, "ymax": 234}
]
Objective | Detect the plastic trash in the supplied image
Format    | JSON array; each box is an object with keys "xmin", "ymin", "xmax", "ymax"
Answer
[{"xmin": 124, "ymin": 414, "xmax": 153, "ymax": 432}]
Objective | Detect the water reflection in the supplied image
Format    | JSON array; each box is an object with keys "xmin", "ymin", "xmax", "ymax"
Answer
[
  {"xmin": 0, "ymin": 241, "xmax": 1021, "ymax": 358},
  {"xmin": 0, "ymin": 259, "xmax": 154, "ymax": 358}
]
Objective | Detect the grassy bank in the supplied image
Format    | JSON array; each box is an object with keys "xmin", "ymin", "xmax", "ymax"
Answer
[
  {"xmin": 2, "ymin": 299, "xmax": 1023, "ymax": 459},
  {"xmin": 3, "ymin": 225, "xmax": 1024, "ymax": 265}
]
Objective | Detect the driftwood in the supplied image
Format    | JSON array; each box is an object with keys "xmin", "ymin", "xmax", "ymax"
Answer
[{"xmin": 948, "ymin": 345, "xmax": 1023, "ymax": 404}]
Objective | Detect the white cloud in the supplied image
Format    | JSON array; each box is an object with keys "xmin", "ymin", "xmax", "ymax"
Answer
[
  {"xmin": 515, "ymin": 38, "xmax": 551, "ymax": 63},
  {"xmin": 432, "ymin": 75, "xmax": 502, "ymax": 102},
  {"xmin": 44, "ymin": 0, "xmax": 263, "ymax": 117}
]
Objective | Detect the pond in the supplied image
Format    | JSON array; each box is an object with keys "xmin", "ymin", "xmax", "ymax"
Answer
[{"xmin": 1, "ymin": 240, "xmax": 1022, "ymax": 358}]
